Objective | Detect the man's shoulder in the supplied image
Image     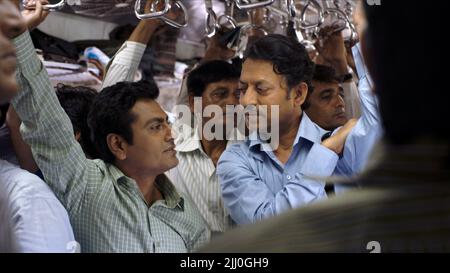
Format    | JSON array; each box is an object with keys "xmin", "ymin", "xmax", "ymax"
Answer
[
  {"xmin": 0, "ymin": 161, "xmax": 48, "ymax": 194},
  {"xmin": 218, "ymin": 138, "xmax": 263, "ymax": 168},
  {"xmin": 223, "ymin": 139, "xmax": 253, "ymax": 157}
]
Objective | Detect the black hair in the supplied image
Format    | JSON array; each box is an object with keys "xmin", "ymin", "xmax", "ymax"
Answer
[
  {"xmin": 187, "ymin": 60, "xmax": 241, "ymax": 97},
  {"xmin": 243, "ymin": 34, "xmax": 314, "ymax": 94},
  {"xmin": 55, "ymin": 84, "xmax": 99, "ymax": 158},
  {"xmin": 303, "ymin": 64, "xmax": 339, "ymax": 110},
  {"xmin": 87, "ymin": 80, "xmax": 160, "ymax": 164},
  {"xmin": 363, "ymin": 2, "xmax": 442, "ymax": 144},
  {"xmin": 312, "ymin": 64, "xmax": 339, "ymax": 84},
  {"xmin": 0, "ymin": 103, "xmax": 9, "ymax": 127}
]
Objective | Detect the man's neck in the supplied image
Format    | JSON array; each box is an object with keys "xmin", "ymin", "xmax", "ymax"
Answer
[
  {"xmin": 279, "ymin": 113, "xmax": 302, "ymax": 148},
  {"xmin": 115, "ymin": 163, "xmax": 163, "ymax": 206},
  {"xmin": 200, "ymin": 138, "xmax": 228, "ymax": 167},
  {"xmin": 273, "ymin": 113, "xmax": 302, "ymax": 164}
]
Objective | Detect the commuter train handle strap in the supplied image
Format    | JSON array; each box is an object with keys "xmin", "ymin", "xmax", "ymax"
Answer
[
  {"xmin": 23, "ymin": 0, "xmax": 66, "ymax": 11},
  {"xmin": 135, "ymin": 0, "xmax": 188, "ymax": 28},
  {"xmin": 205, "ymin": 0, "xmax": 218, "ymax": 37},
  {"xmin": 217, "ymin": 14, "xmax": 238, "ymax": 29},
  {"xmin": 299, "ymin": 0, "xmax": 324, "ymax": 30},
  {"xmin": 234, "ymin": 0, "xmax": 275, "ymax": 10},
  {"xmin": 322, "ymin": 7, "xmax": 357, "ymax": 42},
  {"xmin": 159, "ymin": 1, "xmax": 188, "ymax": 28},
  {"xmin": 134, "ymin": 0, "xmax": 170, "ymax": 20}
]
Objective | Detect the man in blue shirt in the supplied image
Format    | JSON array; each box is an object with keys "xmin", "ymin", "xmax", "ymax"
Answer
[
  {"xmin": 217, "ymin": 34, "xmax": 358, "ymax": 225},
  {"xmin": 203, "ymin": 1, "xmax": 449, "ymax": 253},
  {"xmin": 217, "ymin": 34, "xmax": 381, "ymax": 225}
]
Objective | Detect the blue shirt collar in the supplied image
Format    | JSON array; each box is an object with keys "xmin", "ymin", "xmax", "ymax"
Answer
[
  {"xmin": 248, "ymin": 112, "xmax": 328, "ymax": 150},
  {"xmin": 294, "ymin": 112, "xmax": 329, "ymax": 145}
]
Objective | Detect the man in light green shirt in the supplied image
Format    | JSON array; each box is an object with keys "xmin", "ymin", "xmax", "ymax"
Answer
[{"xmin": 10, "ymin": 0, "xmax": 209, "ymax": 253}]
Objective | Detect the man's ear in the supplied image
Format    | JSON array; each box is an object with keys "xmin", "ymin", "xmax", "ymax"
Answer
[
  {"xmin": 106, "ymin": 133, "xmax": 128, "ymax": 161},
  {"xmin": 292, "ymin": 82, "xmax": 309, "ymax": 107}
]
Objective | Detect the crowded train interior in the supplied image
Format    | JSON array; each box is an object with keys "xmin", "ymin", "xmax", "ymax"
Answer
[{"xmin": 0, "ymin": 0, "xmax": 443, "ymax": 257}]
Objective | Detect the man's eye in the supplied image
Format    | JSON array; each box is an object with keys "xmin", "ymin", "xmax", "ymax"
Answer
[
  {"xmin": 256, "ymin": 86, "xmax": 267, "ymax": 93},
  {"xmin": 151, "ymin": 124, "xmax": 163, "ymax": 130},
  {"xmin": 213, "ymin": 91, "xmax": 227, "ymax": 98}
]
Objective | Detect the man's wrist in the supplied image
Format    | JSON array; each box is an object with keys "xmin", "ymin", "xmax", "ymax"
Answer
[
  {"xmin": 329, "ymin": 58, "xmax": 349, "ymax": 75},
  {"xmin": 321, "ymin": 137, "xmax": 338, "ymax": 155}
]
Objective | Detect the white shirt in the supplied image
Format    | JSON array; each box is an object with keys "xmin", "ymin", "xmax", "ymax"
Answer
[
  {"xmin": 0, "ymin": 186, "xmax": 16, "ymax": 252},
  {"xmin": 167, "ymin": 124, "xmax": 239, "ymax": 234},
  {"xmin": 0, "ymin": 125, "xmax": 19, "ymax": 165},
  {"xmin": 0, "ymin": 160, "xmax": 75, "ymax": 252},
  {"xmin": 102, "ymin": 41, "xmax": 147, "ymax": 89}
]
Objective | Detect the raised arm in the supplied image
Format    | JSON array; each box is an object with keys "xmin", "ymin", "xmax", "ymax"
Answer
[
  {"xmin": 10, "ymin": 0, "xmax": 99, "ymax": 213},
  {"xmin": 334, "ymin": 42, "xmax": 382, "ymax": 176},
  {"xmin": 102, "ymin": 1, "xmax": 177, "ymax": 88},
  {"xmin": 315, "ymin": 27, "xmax": 362, "ymax": 119}
]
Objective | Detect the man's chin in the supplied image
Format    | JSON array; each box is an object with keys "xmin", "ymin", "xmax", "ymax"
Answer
[
  {"xmin": 327, "ymin": 120, "xmax": 347, "ymax": 131},
  {"xmin": 335, "ymin": 118, "xmax": 348, "ymax": 128},
  {"xmin": 169, "ymin": 157, "xmax": 180, "ymax": 169}
]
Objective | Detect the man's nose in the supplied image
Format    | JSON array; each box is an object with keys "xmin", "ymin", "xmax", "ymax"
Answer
[
  {"xmin": 335, "ymin": 94, "xmax": 345, "ymax": 109},
  {"xmin": 165, "ymin": 122, "xmax": 176, "ymax": 142},
  {"xmin": 240, "ymin": 88, "xmax": 258, "ymax": 107}
]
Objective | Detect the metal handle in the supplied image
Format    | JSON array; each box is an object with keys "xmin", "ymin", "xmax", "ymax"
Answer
[
  {"xmin": 43, "ymin": 0, "xmax": 65, "ymax": 11},
  {"xmin": 286, "ymin": 0, "xmax": 297, "ymax": 19},
  {"xmin": 225, "ymin": 0, "xmax": 235, "ymax": 18},
  {"xmin": 205, "ymin": 0, "xmax": 217, "ymax": 37},
  {"xmin": 234, "ymin": 0, "xmax": 275, "ymax": 10},
  {"xmin": 217, "ymin": 14, "xmax": 238, "ymax": 29},
  {"xmin": 234, "ymin": 23, "xmax": 268, "ymax": 58},
  {"xmin": 159, "ymin": 1, "xmax": 188, "ymax": 28},
  {"xmin": 323, "ymin": 7, "xmax": 356, "ymax": 41},
  {"xmin": 324, "ymin": 8, "xmax": 348, "ymax": 32},
  {"xmin": 23, "ymin": 0, "xmax": 66, "ymax": 11},
  {"xmin": 299, "ymin": 0, "xmax": 324, "ymax": 30},
  {"xmin": 135, "ymin": 0, "xmax": 170, "ymax": 20}
]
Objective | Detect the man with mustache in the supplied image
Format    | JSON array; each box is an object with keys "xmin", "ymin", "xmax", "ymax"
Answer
[
  {"xmin": 167, "ymin": 60, "xmax": 242, "ymax": 236},
  {"xmin": 8, "ymin": 0, "xmax": 208, "ymax": 252},
  {"xmin": 216, "ymin": 30, "xmax": 383, "ymax": 225},
  {"xmin": 203, "ymin": 0, "xmax": 449, "ymax": 253},
  {"xmin": 304, "ymin": 64, "xmax": 349, "ymax": 132}
]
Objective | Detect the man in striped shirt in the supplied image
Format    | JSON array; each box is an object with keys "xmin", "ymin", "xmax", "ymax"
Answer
[
  {"xmin": 201, "ymin": 1, "xmax": 449, "ymax": 252},
  {"xmin": 167, "ymin": 60, "xmax": 242, "ymax": 236}
]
